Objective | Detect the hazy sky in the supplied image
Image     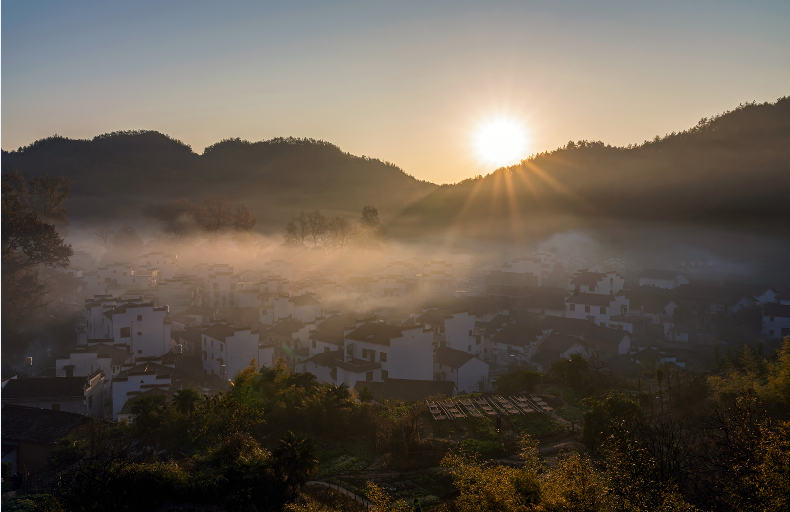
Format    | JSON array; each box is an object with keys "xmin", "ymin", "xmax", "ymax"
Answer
[{"xmin": 3, "ymin": 0, "xmax": 789, "ymax": 184}]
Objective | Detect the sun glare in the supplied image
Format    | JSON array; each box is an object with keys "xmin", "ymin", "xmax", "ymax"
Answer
[{"xmin": 474, "ymin": 118, "xmax": 528, "ymax": 167}]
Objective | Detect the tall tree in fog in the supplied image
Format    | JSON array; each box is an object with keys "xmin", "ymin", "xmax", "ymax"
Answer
[
  {"xmin": 357, "ymin": 205, "xmax": 385, "ymax": 250},
  {"xmin": 233, "ymin": 202, "xmax": 257, "ymax": 232},
  {"xmin": 283, "ymin": 210, "xmax": 309, "ymax": 247},
  {"xmin": 327, "ymin": 216, "xmax": 355, "ymax": 251},
  {"xmin": 307, "ymin": 209, "xmax": 327, "ymax": 248},
  {"xmin": 2, "ymin": 172, "xmax": 73, "ymax": 360},
  {"xmin": 108, "ymin": 223, "xmax": 144, "ymax": 261},
  {"xmin": 84, "ymin": 216, "xmax": 115, "ymax": 251},
  {"xmin": 200, "ymin": 196, "xmax": 234, "ymax": 238}
]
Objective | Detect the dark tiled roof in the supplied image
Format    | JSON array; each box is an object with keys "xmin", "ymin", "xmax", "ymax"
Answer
[
  {"xmin": 201, "ymin": 323, "xmax": 236, "ymax": 342},
  {"xmin": 565, "ymin": 293, "xmax": 612, "ymax": 307},
  {"xmin": 346, "ymin": 322, "xmax": 403, "ymax": 346},
  {"xmin": 435, "ymin": 347, "xmax": 478, "ymax": 369},
  {"xmin": 354, "ymin": 379, "xmax": 456, "ymax": 402},
  {"xmin": 115, "ymin": 362, "xmax": 172, "ymax": 381},
  {"xmin": 176, "ymin": 305, "xmax": 214, "ymax": 316},
  {"xmin": 490, "ymin": 323, "xmax": 541, "ymax": 348},
  {"xmin": 570, "ymin": 272, "xmax": 608, "ymax": 288},
  {"xmin": 415, "ymin": 309, "xmax": 453, "ymax": 325},
  {"xmin": 539, "ymin": 316, "xmax": 595, "ymax": 337},
  {"xmin": 267, "ymin": 319, "xmax": 305, "ymax": 338},
  {"xmin": 516, "ymin": 292, "xmax": 567, "ymax": 311},
  {"xmin": 540, "ymin": 333, "xmax": 589, "ymax": 357},
  {"xmin": 291, "ymin": 295, "xmax": 321, "ymax": 307},
  {"xmin": 1, "ymin": 405, "xmax": 91, "ymax": 445},
  {"xmin": 2, "ymin": 377, "xmax": 92, "ymax": 399},
  {"xmin": 640, "ymin": 269, "xmax": 685, "ymax": 280},
  {"xmin": 764, "ymin": 303, "xmax": 790, "ymax": 318}
]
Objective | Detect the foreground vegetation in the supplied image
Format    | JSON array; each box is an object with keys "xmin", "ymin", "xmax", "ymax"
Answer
[{"xmin": 4, "ymin": 338, "xmax": 790, "ymax": 511}]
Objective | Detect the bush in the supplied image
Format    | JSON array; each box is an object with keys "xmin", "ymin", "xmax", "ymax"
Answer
[{"xmin": 458, "ymin": 439, "xmax": 505, "ymax": 459}]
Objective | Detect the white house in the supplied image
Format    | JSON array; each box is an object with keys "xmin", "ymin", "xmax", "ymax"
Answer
[
  {"xmin": 415, "ymin": 309, "xmax": 476, "ymax": 352},
  {"xmin": 201, "ymin": 321, "xmax": 261, "ymax": 380},
  {"xmin": 138, "ymin": 252, "xmax": 178, "ymax": 280},
  {"xmin": 370, "ymin": 276, "xmax": 411, "ymax": 298},
  {"xmin": 638, "ymin": 270, "xmax": 689, "ymax": 289},
  {"xmin": 111, "ymin": 362, "xmax": 172, "ymax": 420},
  {"xmin": 208, "ymin": 271, "xmax": 241, "ymax": 308},
  {"xmin": 271, "ymin": 294, "xmax": 322, "ymax": 324},
  {"xmin": 102, "ymin": 302, "xmax": 172, "ymax": 358},
  {"xmin": 55, "ymin": 343, "xmax": 134, "ymax": 383},
  {"xmin": 434, "ymin": 346, "xmax": 489, "ymax": 394},
  {"xmin": 762, "ymin": 303, "xmax": 790, "ymax": 338},
  {"xmin": 565, "ymin": 293, "xmax": 629, "ymax": 327},
  {"xmin": 569, "ymin": 271, "xmax": 624, "ymax": 296},
  {"xmin": 344, "ymin": 322, "xmax": 434, "ymax": 381},
  {"xmin": 263, "ymin": 260, "xmax": 293, "ymax": 281}
]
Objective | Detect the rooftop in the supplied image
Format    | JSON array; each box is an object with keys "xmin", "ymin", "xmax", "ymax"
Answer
[{"xmin": 1, "ymin": 405, "xmax": 93, "ymax": 445}]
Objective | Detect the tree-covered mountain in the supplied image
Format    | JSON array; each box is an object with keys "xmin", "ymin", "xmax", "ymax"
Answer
[
  {"xmin": 390, "ymin": 97, "xmax": 790, "ymax": 239},
  {"xmin": 1, "ymin": 133, "xmax": 437, "ymax": 229}
]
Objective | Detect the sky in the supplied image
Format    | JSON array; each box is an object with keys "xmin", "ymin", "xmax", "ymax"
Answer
[{"xmin": 2, "ymin": 0, "xmax": 789, "ymax": 184}]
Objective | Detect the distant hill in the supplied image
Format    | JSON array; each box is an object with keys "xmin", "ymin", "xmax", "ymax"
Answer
[
  {"xmin": 389, "ymin": 97, "xmax": 790, "ymax": 239},
  {"xmin": 1, "ymin": 134, "xmax": 438, "ymax": 229}
]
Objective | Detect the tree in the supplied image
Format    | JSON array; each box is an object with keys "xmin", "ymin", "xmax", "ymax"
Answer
[
  {"xmin": 306, "ymin": 209, "xmax": 327, "ymax": 247},
  {"xmin": 327, "ymin": 216, "xmax": 354, "ymax": 250},
  {"xmin": 108, "ymin": 222, "xmax": 144, "ymax": 259},
  {"xmin": 272, "ymin": 431, "xmax": 318, "ymax": 493},
  {"xmin": 2, "ymin": 174, "xmax": 73, "ymax": 360},
  {"xmin": 361, "ymin": 205, "xmax": 380, "ymax": 230},
  {"xmin": 232, "ymin": 202, "xmax": 257, "ymax": 232},
  {"xmin": 4, "ymin": 169, "xmax": 73, "ymax": 229},
  {"xmin": 155, "ymin": 198, "xmax": 203, "ymax": 237},
  {"xmin": 199, "ymin": 196, "xmax": 234, "ymax": 237},
  {"xmin": 84, "ymin": 217, "xmax": 115, "ymax": 250}
]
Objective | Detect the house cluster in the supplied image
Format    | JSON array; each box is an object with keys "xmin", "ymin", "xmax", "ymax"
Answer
[{"xmin": 4, "ymin": 247, "xmax": 789, "ymax": 476}]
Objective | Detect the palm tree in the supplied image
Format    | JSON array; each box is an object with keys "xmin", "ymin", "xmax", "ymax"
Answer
[{"xmin": 273, "ymin": 431, "xmax": 318, "ymax": 490}]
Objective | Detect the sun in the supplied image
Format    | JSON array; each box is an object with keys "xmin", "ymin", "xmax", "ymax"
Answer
[{"xmin": 474, "ymin": 117, "xmax": 528, "ymax": 167}]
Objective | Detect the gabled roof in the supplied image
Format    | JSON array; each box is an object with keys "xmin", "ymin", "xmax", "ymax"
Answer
[
  {"xmin": 764, "ymin": 303, "xmax": 790, "ymax": 318},
  {"xmin": 565, "ymin": 293, "xmax": 613, "ymax": 307},
  {"xmin": 516, "ymin": 291, "xmax": 567, "ymax": 311},
  {"xmin": 354, "ymin": 379, "xmax": 456, "ymax": 402},
  {"xmin": 201, "ymin": 323, "xmax": 237, "ymax": 342},
  {"xmin": 540, "ymin": 333, "xmax": 589, "ymax": 357},
  {"xmin": 723, "ymin": 282, "xmax": 778, "ymax": 297},
  {"xmin": 345, "ymin": 322, "xmax": 403, "ymax": 346},
  {"xmin": 640, "ymin": 269, "xmax": 685, "ymax": 280},
  {"xmin": 490, "ymin": 323, "xmax": 542, "ymax": 348},
  {"xmin": 435, "ymin": 347, "xmax": 481, "ymax": 369},
  {"xmin": 620, "ymin": 287, "xmax": 674, "ymax": 314},
  {"xmin": 415, "ymin": 309, "xmax": 454, "ymax": 325},
  {"xmin": 1, "ymin": 405, "xmax": 92, "ymax": 445},
  {"xmin": 539, "ymin": 316, "xmax": 596, "ymax": 337},
  {"xmin": 570, "ymin": 272, "xmax": 608, "ymax": 288},
  {"xmin": 115, "ymin": 362, "xmax": 173, "ymax": 381},
  {"xmin": 267, "ymin": 318, "xmax": 305, "ymax": 338},
  {"xmin": 2, "ymin": 377, "xmax": 92, "ymax": 399},
  {"xmin": 290, "ymin": 295, "xmax": 321, "ymax": 307},
  {"xmin": 584, "ymin": 325, "xmax": 630, "ymax": 346}
]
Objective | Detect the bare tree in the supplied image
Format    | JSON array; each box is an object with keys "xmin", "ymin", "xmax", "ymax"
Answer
[
  {"xmin": 306, "ymin": 209, "xmax": 327, "ymax": 247},
  {"xmin": 327, "ymin": 216, "xmax": 355, "ymax": 251},
  {"xmin": 84, "ymin": 217, "xmax": 115, "ymax": 250},
  {"xmin": 232, "ymin": 202, "xmax": 257, "ymax": 232},
  {"xmin": 295, "ymin": 210, "xmax": 309, "ymax": 244},
  {"xmin": 199, "ymin": 196, "xmax": 234, "ymax": 239}
]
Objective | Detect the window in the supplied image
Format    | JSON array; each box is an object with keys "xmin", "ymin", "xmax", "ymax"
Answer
[
  {"xmin": 484, "ymin": 348, "xmax": 488, "ymax": 353},
  {"xmin": 769, "ymin": 330, "xmax": 774, "ymax": 336},
  {"xmin": 610, "ymin": 278, "xmax": 613, "ymax": 284},
  {"xmin": 120, "ymin": 327, "xmax": 131, "ymax": 338},
  {"xmin": 366, "ymin": 371, "xmax": 373, "ymax": 382},
  {"xmin": 585, "ymin": 305, "xmax": 591, "ymax": 313},
  {"xmin": 137, "ymin": 350, "xmax": 142, "ymax": 354},
  {"xmin": 770, "ymin": 316, "xmax": 775, "ymax": 322},
  {"xmin": 782, "ymin": 328, "xmax": 789, "ymax": 336},
  {"xmin": 203, "ymin": 352, "xmax": 206, "ymax": 361},
  {"xmin": 380, "ymin": 352, "xmax": 387, "ymax": 362},
  {"xmin": 229, "ymin": 291, "xmax": 235, "ymax": 298},
  {"xmin": 362, "ymin": 349, "xmax": 368, "ymax": 358},
  {"xmin": 468, "ymin": 345, "xmax": 472, "ymax": 352},
  {"xmin": 569, "ymin": 304, "xmax": 575, "ymax": 311},
  {"xmin": 52, "ymin": 404, "xmax": 60, "ymax": 411},
  {"xmin": 662, "ymin": 309, "xmax": 667, "ymax": 315},
  {"xmin": 450, "ymin": 367, "xmax": 454, "ymax": 373},
  {"xmin": 211, "ymin": 340, "xmax": 214, "ymax": 347},
  {"xmin": 220, "ymin": 344, "xmax": 224, "ymax": 352},
  {"xmin": 230, "ymin": 283, "xmax": 236, "ymax": 290},
  {"xmin": 382, "ymin": 370, "xmax": 388, "ymax": 379},
  {"xmin": 600, "ymin": 307, "xmax": 606, "ymax": 314},
  {"xmin": 213, "ymin": 283, "xmax": 219, "ymax": 289},
  {"xmin": 601, "ymin": 322, "xmax": 606, "ymax": 327},
  {"xmin": 137, "ymin": 332, "xmax": 142, "ymax": 336},
  {"xmin": 137, "ymin": 315, "xmax": 142, "ymax": 321},
  {"xmin": 122, "ymin": 272, "xmax": 127, "ymax": 276},
  {"xmin": 476, "ymin": 336, "xmax": 481, "ymax": 345},
  {"xmin": 312, "ymin": 340, "xmax": 316, "ymax": 349},
  {"xmin": 347, "ymin": 345, "xmax": 353, "ymax": 355}
]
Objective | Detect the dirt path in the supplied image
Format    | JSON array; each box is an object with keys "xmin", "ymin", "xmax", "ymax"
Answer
[{"xmin": 305, "ymin": 480, "xmax": 372, "ymax": 508}]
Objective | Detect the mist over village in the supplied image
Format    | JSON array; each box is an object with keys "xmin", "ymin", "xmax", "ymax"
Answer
[{"xmin": 2, "ymin": 2, "xmax": 790, "ymax": 512}]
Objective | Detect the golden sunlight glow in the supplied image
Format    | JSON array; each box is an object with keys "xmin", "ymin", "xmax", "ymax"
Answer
[{"xmin": 473, "ymin": 118, "xmax": 528, "ymax": 167}]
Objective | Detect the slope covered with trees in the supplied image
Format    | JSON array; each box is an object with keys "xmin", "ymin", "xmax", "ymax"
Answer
[
  {"xmin": 390, "ymin": 98, "xmax": 790, "ymax": 239},
  {"xmin": 1, "ymin": 134, "xmax": 437, "ymax": 230}
]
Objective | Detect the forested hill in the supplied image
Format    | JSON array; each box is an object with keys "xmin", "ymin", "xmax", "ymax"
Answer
[
  {"xmin": 1, "ymin": 133, "xmax": 437, "ymax": 228},
  {"xmin": 389, "ymin": 97, "xmax": 790, "ymax": 239}
]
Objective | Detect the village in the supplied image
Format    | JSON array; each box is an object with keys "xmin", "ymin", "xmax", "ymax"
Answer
[{"xmin": 3, "ymin": 244, "xmax": 789, "ymax": 481}]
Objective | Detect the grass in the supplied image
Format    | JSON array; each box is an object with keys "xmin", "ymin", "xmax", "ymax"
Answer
[
  {"xmin": 555, "ymin": 405, "xmax": 583, "ymax": 423},
  {"xmin": 316, "ymin": 439, "xmax": 376, "ymax": 477}
]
